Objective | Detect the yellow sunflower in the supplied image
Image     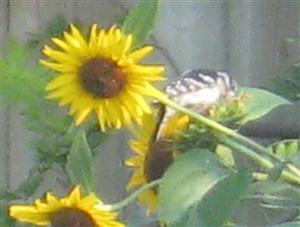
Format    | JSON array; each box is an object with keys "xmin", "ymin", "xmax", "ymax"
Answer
[
  {"xmin": 125, "ymin": 113, "xmax": 158, "ymax": 213},
  {"xmin": 125, "ymin": 112, "xmax": 189, "ymax": 213},
  {"xmin": 9, "ymin": 185, "xmax": 125, "ymax": 227},
  {"xmin": 160, "ymin": 113, "xmax": 190, "ymax": 140},
  {"xmin": 41, "ymin": 24, "xmax": 166, "ymax": 131}
]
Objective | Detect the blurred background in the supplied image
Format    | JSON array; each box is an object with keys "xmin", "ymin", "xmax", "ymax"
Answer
[{"xmin": 1, "ymin": 0, "xmax": 299, "ymax": 225}]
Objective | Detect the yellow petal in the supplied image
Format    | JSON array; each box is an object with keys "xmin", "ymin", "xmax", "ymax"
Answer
[
  {"xmin": 43, "ymin": 45, "xmax": 80, "ymax": 66},
  {"xmin": 97, "ymin": 29, "xmax": 106, "ymax": 49},
  {"xmin": 120, "ymin": 105, "xmax": 131, "ymax": 125},
  {"xmin": 63, "ymin": 31, "xmax": 81, "ymax": 49},
  {"xmin": 126, "ymin": 169, "xmax": 145, "ymax": 190},
  {"xmin": 60, "ymin": 32, "xmax": 89, "ymax": 59},
  {"xmin": 75, "ymin": 108, "xmax": 92, "ymax": 125},
  {"xmin": 121, "ymin": 34, "xmax": 133, "ymax": 56},
  {"xmin": 51, "ymin": 37, "xmax": 69, "ymax": 51},
  {"xmin": 104, "ymin": 99, "xmax": 122, "ymax": 129},
  {"xmin": 138, "ymin": 190, "xmax": 158, "ymax": 214},
  {"xmin": 129, "ymin": 46, "xmax": 154, "ymax": 62},
  {"xmin": 46, "ymin": 192, "xmax": 59, "ymax": 204},
  {"xmin": 70, "ymin": 24, "xmax": 87, "ymax": 48},
  {"xmin": 67, "ymin": 185, "xmax": 81, "ymax": 205},
  {"xmin": 125, "ymin": 156, "xmax": 143, "ymax": 167},
  {"xmin": 46, "ymin": 74, "xmax": 77, "ymax": 91},
  {"xmin": 100, "ymin": 220, "xmax": 126, "ymax": 227},
  {"xmin": 127, "ymin": 91, "xmax": 151, "ymax": 113},
  {"xmin": 113, "ymin": 28, "xmax": 122, "ymax": 44},
  {"xmin": 39, "ymin": 60, "xmax": 74, "ymax": 73},
  {"xmin": 96, "ymin": 105, "xmax": 106, "ymax": 132},
  {"xmin": 108, "ymin": 25, "xmax": 117, "ymax": 37},
  {"xmin": 47, "ymin": 84, "xmax": 80, "ymax": 100},
  {"xmin": 128, "ymin": 64, "xmax": 165, "ymax": 74},
  {"xmin": 9, "ymin": 206, "xmax": 50, "ymax": 225},
  {"xmin": 58, "ymin": 94, "xmax": 76, "ymax": 106},
  {"xmin": 89, "ymin": 24, "xmax": 98, "ymax": 55},
  {"xmin": 78, "ymin": 194, "xmax": 98, "ymax": 209},
  {"xmin": 119, "ymin": 93, "xmax": 143, "ymax": 118}
]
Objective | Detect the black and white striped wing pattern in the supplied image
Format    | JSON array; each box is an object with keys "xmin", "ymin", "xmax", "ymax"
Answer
[{"xmin": 156, "ymin": 69, "xmax": 237, "ymax": 139}]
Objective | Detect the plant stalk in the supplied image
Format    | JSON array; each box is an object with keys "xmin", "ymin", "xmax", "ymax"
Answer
[
  {"xmin": 99, "ymin": 179, "xmax": 162, "ymax": 211},
  {"xmin": 223, "ymin": 137, "xmax": 300, "ymax": 185},
  {"xmin": 161, "ymin": 98, "xmax": 300, "ymax": 181}
]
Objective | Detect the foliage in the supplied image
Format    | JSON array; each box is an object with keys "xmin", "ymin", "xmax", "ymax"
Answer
[
  {"xmin": 158, "ymin": 150, "xmax": 251, "ymax": 226},
  {"xmin": 162, "ymin": 87, "xmax": 298, "ymax": 226},
  {"xmin": 239, "ymin": 87, "xmax": 291, "ymax": 124},
  {"xmin": 66, "ymin": 128, "xmax": 95, "ymax": 193},
  {"xmin": 175, "ymin": 87, "xmax": 290, "ymax": 153},
  {"xmin": 208, "ymin": 93, "xmax": 248, "ymax": 127},
  {"xmin": 1, "ymin": 39, "xmax": 49, "ymax": 104},
  {"xmin": 233, "ymin": 180, "xmax": 300, "ymax": 226},
  {"xmin": 122, "ymin": 0, "xmax": 159, "ymax": 48}
]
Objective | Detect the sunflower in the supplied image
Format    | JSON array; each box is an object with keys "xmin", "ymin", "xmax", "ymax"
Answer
[
  {"xmin": 9, "ymin": 185, "xmax": 125, "ymax": 227},
  {"xmin": 125, "ymin": 112, "xmax": 189, "ymax": 213},
  {"xmin": 159, "ymin": 113, "xmax": 190, "ymax": 140},
  {"xmin": 125, "ymin": 113, "xmax": 158, "ymax": 213},
  {"xmin": 41, "ymin": 24, "xmax": 165, "ymax": 131}
]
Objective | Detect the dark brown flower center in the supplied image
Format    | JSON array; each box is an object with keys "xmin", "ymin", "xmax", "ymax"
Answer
[
  {"xmin": 144, "ymin": 139, "xmax": 174, "ymax": 183},
  {"xmin": 79, "ymin": 57, "xmax": 126, "ymax": 98},
  {"xmin": 50, "ymin": 208, "xmax": 95, "ymax": 227}
]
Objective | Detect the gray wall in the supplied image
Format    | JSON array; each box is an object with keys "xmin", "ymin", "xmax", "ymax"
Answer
[{"xmin": 1, "ymin": 0, "xmax": 299, "ymax": 202}]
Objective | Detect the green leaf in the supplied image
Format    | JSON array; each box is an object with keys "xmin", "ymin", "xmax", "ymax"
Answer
[
  {"xmin": 1, "ymin": 39, "xmax": 49, "ymax": 104},
  {"xmin": 122, "ymin": 0, "xmax": 159, "ymax": 47},
  {"xmin": 158, "ymin": 149, "xmax": 251, "ymax": 226},
  {"xmin": 236, "ymin": 180, "xmax": 300, "ymax": 225},
  {"xmin": 259, "ymin": 195, "xmax": 300, "ymax": 210},
  {"xmin": 240, "ymin": 87, "xmax": 291, "ymax": 123},
  {"xmin": 66, "ymin": 129, "xmax": 94, "ymax": 193}
]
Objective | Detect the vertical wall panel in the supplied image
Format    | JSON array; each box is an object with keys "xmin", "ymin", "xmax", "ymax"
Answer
[
  {"xmin": 0, "ymin": 0, "xmax": 8, "ymax": 190},
  {"xmin": 154, "ymin": 1, "xmax": 228, "ymax": 76},
  {"xmin": 6, "ymin": 0, "xmax": 40, "ymax": 189},
  {"xmin": 228, "ymin": 1, "xmax": 300, "ymax": 137},
  {"xmin": 227, "ymin": 1, "xmax": 279, "ymax": 86}
]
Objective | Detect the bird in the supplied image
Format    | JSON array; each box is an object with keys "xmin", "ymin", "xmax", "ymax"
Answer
[{"xmin": 144, "ymin": 69, "xmax": 237, "ymax": 182}]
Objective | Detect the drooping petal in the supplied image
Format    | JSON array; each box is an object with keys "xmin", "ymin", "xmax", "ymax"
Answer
[
  {"xmin": 128, "ymin": 46, "xmax": 154, "ymax": 62},
  {"xmin": 10, "ymin": 206, "xmax": 50, "ymax": 225}
]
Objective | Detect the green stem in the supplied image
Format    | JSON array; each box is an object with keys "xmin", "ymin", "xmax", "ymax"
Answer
[
  {"xmin": 223, "ymin": 137, "xmax": 300, "ymax": 185},
  {"xmin": 99, "ymin": 179, "xmax": 162, "ymax": 212},
  {"xmin": 219, "ymin": 136, "xmax": 274, "ymax": 169},
  {"xmin": 161, "ymin": 98, "xmax": 300, "ymax": 180}
]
